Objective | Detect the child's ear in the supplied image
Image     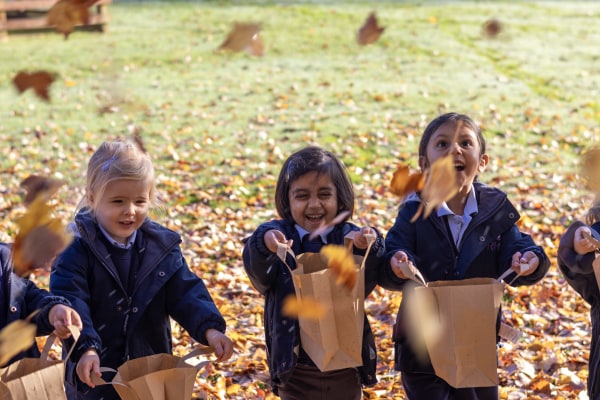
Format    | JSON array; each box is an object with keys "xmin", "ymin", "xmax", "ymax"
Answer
[
  {"xmin": 418, "ymin": 155, "xmax": 429, "ymax": 172},
  {"xmin": 478, "ymin": 154, "xmax": 489, "ymax": 173}
]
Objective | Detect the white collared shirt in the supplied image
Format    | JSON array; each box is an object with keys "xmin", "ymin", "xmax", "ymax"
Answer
[
  {"xmin": 98, "ymin": 224, "xmax": 137, "ymax": 250},
  {"xmin": 295, "ymin": 225, "xmax": 331, "ymax": 244},
  {"xmin": 437, "ymin": 186, "xmax": 478, "ymax": 248}
]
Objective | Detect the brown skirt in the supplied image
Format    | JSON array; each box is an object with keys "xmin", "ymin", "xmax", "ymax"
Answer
[{"xmin": 277, "ymin": 363, "xmax": 362, "ymax": 400}]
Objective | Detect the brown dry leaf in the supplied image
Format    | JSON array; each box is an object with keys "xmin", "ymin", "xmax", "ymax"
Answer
[
  {"xmin": 411, "ymin": 154, "xmax": 458, "ymax": 222},
  {"xmin": 47, "ymin": 0, "xmax": 90, "ymax": 39},
  {"xmin": 482, "ymin": 18, "xmax": 503, "ymax": 38},
  {"xmin": 0, "ymin": 319, "xmax": 36, "ymax": 366},
  {"xmin": 357, "ymin": 12, "xmax": 385, "ymax": 46},
  {"xmin": 12, "ymin": 71, "xmax": 57, "ymax": 102},
  {"xmin": 20, "ymin": 175, "xmax": 66, "ymax": 206},
  {"xmin": 218, "ymin": 22, "xmax": 265, "ymax": 57},
  {"xmin": 308, "ymin": 210, "xmax": 350, "ymax": 240},
  {"xmin": 320, "ymin": 244, "xmax": 357, "ymax": 290},
  {"xmin": 282, "ymin": 295, "xmax": 326, "ymax": 320},
  {"xmin": 12, "ymin": 196, "xmax": 73, "ymax": 277},
  {"xmin": 581, "ymin": 146, "xmax": 600, "ymax": 191},
  {"xmin": 389, "ymin": 165, "xmax": 425, "ymax": 197}
]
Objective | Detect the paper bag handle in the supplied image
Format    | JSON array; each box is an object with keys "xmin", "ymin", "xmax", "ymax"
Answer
[
  {"xmin": 92, "ymin": 368, "xmax": 142, "ymax": 400},
  {"xmin": 41, "ymin": 325, "xmax": 81, "ymax": 362},
  {"xmin": 397, "ymin": 261, "xmax": 427, "ymax": 287},
  {"xmin": 177, "ymin": 344, "xmax": 215, "ymax": 369}
]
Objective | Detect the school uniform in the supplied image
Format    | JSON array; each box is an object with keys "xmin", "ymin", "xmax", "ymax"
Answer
[
  {"xmin": 50, "ymin": 210, "xmax": 227, "ymax": 400},
  {"xmin": 243, "ymin": 219, "xmax": 385, "ymax": 397},
  {"xmin": 379, "ymin": 182, "xmax": 550, "ymax": 400}
]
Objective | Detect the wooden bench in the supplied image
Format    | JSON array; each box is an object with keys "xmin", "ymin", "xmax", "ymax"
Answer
[{"xmin": 0, "ymin": 0, "xmax": 111, "ymax": 38}]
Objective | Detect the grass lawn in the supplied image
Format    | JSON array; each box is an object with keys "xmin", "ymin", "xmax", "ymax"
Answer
[{"xmin": 1, "ymin": 1, "xmax": 599, "ymax": 398}]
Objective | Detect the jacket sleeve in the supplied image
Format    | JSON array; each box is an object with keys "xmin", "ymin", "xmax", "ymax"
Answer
[
  {"xmin": 21, "ymin": 278, "xmax": 72, "ymax": 335},
  {"xmin": 242, "ymin": 220, "xmax": 290, "ymax": 295},
  {"xmin": 50, "ymin": 241, "xmax": 102, "ymax": 362},
  {"xmin": 499, "ymin": 224, "xmax": 550, "ymax": 286},
  {"xmin": 379, "ymin": 203, "xmax": 419, "ymax": 291},
  {"xmin": 166, "ymin": 250, "xmax": 226, "ymax": 345},
  {"xmin": 557, "ymin": 220, "xmax": 599, "ymax": 305}
]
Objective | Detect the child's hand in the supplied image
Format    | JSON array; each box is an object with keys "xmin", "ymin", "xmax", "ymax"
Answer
[
  {"xmin": 574, "ymin": 226, "xmax": 597, "ymax": 255},
  {"xmin": 390, "ymin": 251, "xmax": 410, "ymax": 279},
  {"xmin": 48, "ymin": 304, "xmax": 83, "ymax": 339},
  {"xmin": 76, "ymin": 349, "xmax": 101, "ymax": 388},
  {"xmin": 264, "ymin": 229, "xmax": 292, "ymax": 254},
  {"xmin": 205, "ymin": 328, "xmax": 234, "ymax": 362},
  {"xmin": 353, "ymin": 227, "xmax": 376, "ymax": 250},
  {"xmin": 511, "ymin": 251, "xmax": 540, "ymax": 276}
]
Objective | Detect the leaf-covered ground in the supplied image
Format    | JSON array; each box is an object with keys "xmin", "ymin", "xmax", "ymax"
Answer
[{"xmin": 1, "ymin": 1, "xmax": 600, "ymax": 398}]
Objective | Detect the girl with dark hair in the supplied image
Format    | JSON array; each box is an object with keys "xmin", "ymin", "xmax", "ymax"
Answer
[{"xmin": 243, "ymin": 145, "xmax": 385, "ymax": 399}]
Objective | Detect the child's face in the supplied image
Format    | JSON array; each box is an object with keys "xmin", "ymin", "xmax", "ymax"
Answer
[
  {"xmin": 89, "ymin": 178, "xmax": 151, "ymax": 244},
  {"xmin": 288, "ymin": 171, "xmax": 339, "ymax": 233},
  {"xmin": 419, "ymin": 121, "xmax": 488, "ymax": 195}
]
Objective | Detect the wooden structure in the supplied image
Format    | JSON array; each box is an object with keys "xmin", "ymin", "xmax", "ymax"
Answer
[{"xmin": 0, "ymin": 0, "xmax": 111, "ymax": 38}]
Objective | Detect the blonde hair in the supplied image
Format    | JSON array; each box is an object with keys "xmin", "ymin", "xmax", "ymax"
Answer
[{"xmin": 78, "ymin": 136, "xmax": 158, "ymax": 214}]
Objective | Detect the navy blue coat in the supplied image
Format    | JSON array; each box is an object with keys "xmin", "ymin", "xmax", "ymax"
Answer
[
  {"xmin": 0, "ymin": 242, "xmax": 71, "ymax": 366},
  {"xmin": 242, "ymin": 219, "xmax": 385, "ymax": 394},
  {"xmin": 379, "ymin": 183, "xmax": 550, "ymax": 373},
  {"xmin": 558, "ymin": 221, "xmax": 600, "ymax": 400},
  {"xmin": 50, "ymin": 211, "xmax": 226, "ymax": 399}
]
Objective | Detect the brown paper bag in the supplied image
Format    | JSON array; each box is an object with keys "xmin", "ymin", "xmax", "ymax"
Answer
[
  {"xmin": 412, "ymin": 277, "xmax": 503, "ymax": 388},
  {"xmin": 95, "ymin": 346, "xmax": 214, "ymax": 400},
  {"xmin": 277, "ymin": 233, "xmax": 375, "ymax": 372},
  {"xmin": 0, "ymin": 326, "xmax": 79, "ymax": 400}
]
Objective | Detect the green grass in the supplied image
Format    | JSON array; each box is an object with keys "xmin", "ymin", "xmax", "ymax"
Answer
[{"xmin": 1, "ymin": 0, "xmax": 599, "ymax": 231}]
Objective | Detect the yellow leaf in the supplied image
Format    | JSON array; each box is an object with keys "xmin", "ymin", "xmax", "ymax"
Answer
[
  {"xmin": 282, "ymin": 295, "xmax": 326, "ymax": 320},
  {"xmin": 0, "ymin": 319, "xmax": 36, "ymax": 366},
  {"xmin": 320, "ymin": 244, "xmax": 358, "ymax": 289},
  {"xmin": 13, "ymin": 195, "xmax": 73, "ymax": 277}
]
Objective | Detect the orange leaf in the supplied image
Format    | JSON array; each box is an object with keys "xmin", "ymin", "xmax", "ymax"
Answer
[
  {"xmin": 320, "ymin": 244, "xmax": 357, "ymax": 290},
  {"xmin": 218, "ymin": 23, "xmax": 265, "ymax": 57},
  {"xmin": 389, "ymin": 165, "xmax": 425, "ymax": 197},
  {"xmin": 357, "ymin": 12, "xmax": 385, "ymax": 46},
  {"xmin": 411, "ymin": 155, "xmax": 458, "ymax": 222},
  {"xmin": 12, "ymin": 71, "xmax": 57, "ymax": 102},
  {"xmin": 47, "ymin": 0, "xmax": 90, "ymax": 39},
  {"xmin": 581, "ymin": 146, "xmax": 600, "ymax": 191},
  {"xmin": 282, "ymin": 295, "xmax": 326, "ymax": 320}
]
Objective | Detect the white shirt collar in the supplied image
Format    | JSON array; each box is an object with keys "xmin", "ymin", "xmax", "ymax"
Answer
[
  {"xmin": 295, "ymin": 225, "xmax": 331, "ymax": 244},
  {"xmin": 98, "ymin": 224, "xmax": 137, "ymax": 250},
  {"xmin": 437, "ymin": 185, "xmax": 478, "ymax": 218}
]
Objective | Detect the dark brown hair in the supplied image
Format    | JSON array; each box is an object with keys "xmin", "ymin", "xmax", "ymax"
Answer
[
  {"xmin": 418, "ymin": 112, "xmax": 486, "ymax": 159},
  {"xmin": 274, "ymin": 146, "xmax": 354, "ymax": 222}
]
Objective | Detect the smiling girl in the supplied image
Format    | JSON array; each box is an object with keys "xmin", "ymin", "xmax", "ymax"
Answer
[
  {"xmin": 50, "ymin": 136, "xmax": 233, "ymax": 400},
  {"xmin": 379, "ymin": 112, "xmax": 550, "ymax": 400},
  {"xmin": 242, "ymin": 146, "xmax": 386, "ymax": 400}
]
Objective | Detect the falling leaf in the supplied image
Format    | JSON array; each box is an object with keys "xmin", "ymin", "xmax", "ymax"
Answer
[
  {"xmin": 20, "ymin": 175, "xmax": 66, "ymax": 206},
  {"xmin": 12, "ymin": 196, "xmax": 73, "ymax": 277},
  {"xmin": 0, "ymin": 319, "xmax": 37, "ymax": 366},
  {"xmin": 308, "ymin": 210, "xmax": 350, "ymax": 240},
  {"xmin": 47, "ymin": 0, "xmax": 91, "ymax": 39},
  {"xmin": 12, "ymin": 71, "xmax": 57, "ymax": 102},
  {"xmin": 357, "ymin": 12, "xmax": 385, "ymax": 46},
  {"xmin": 581, "ymin": 146, "xmax": 600, "ymax": 190},
  {"xmin": 282, "ymin": 295, "xmax": 326, "ymax": 320},
  {"xmin": 482, "ymin": 18, "xmax": 503, "ymax": 38},
  {"xmin": 389, "ymin": 165, "xmax": 425, "ymax": 197},
  {"xmin": 218, "ymin": 22, "xmax": 265, "ymax": 57},
  {"xmin": 411, "ymin": 154, "xmax": 458, "ymax": 222},
  {"xmin": 320, "ymin": 244, "xmax": 357, "ymax": 290}
]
